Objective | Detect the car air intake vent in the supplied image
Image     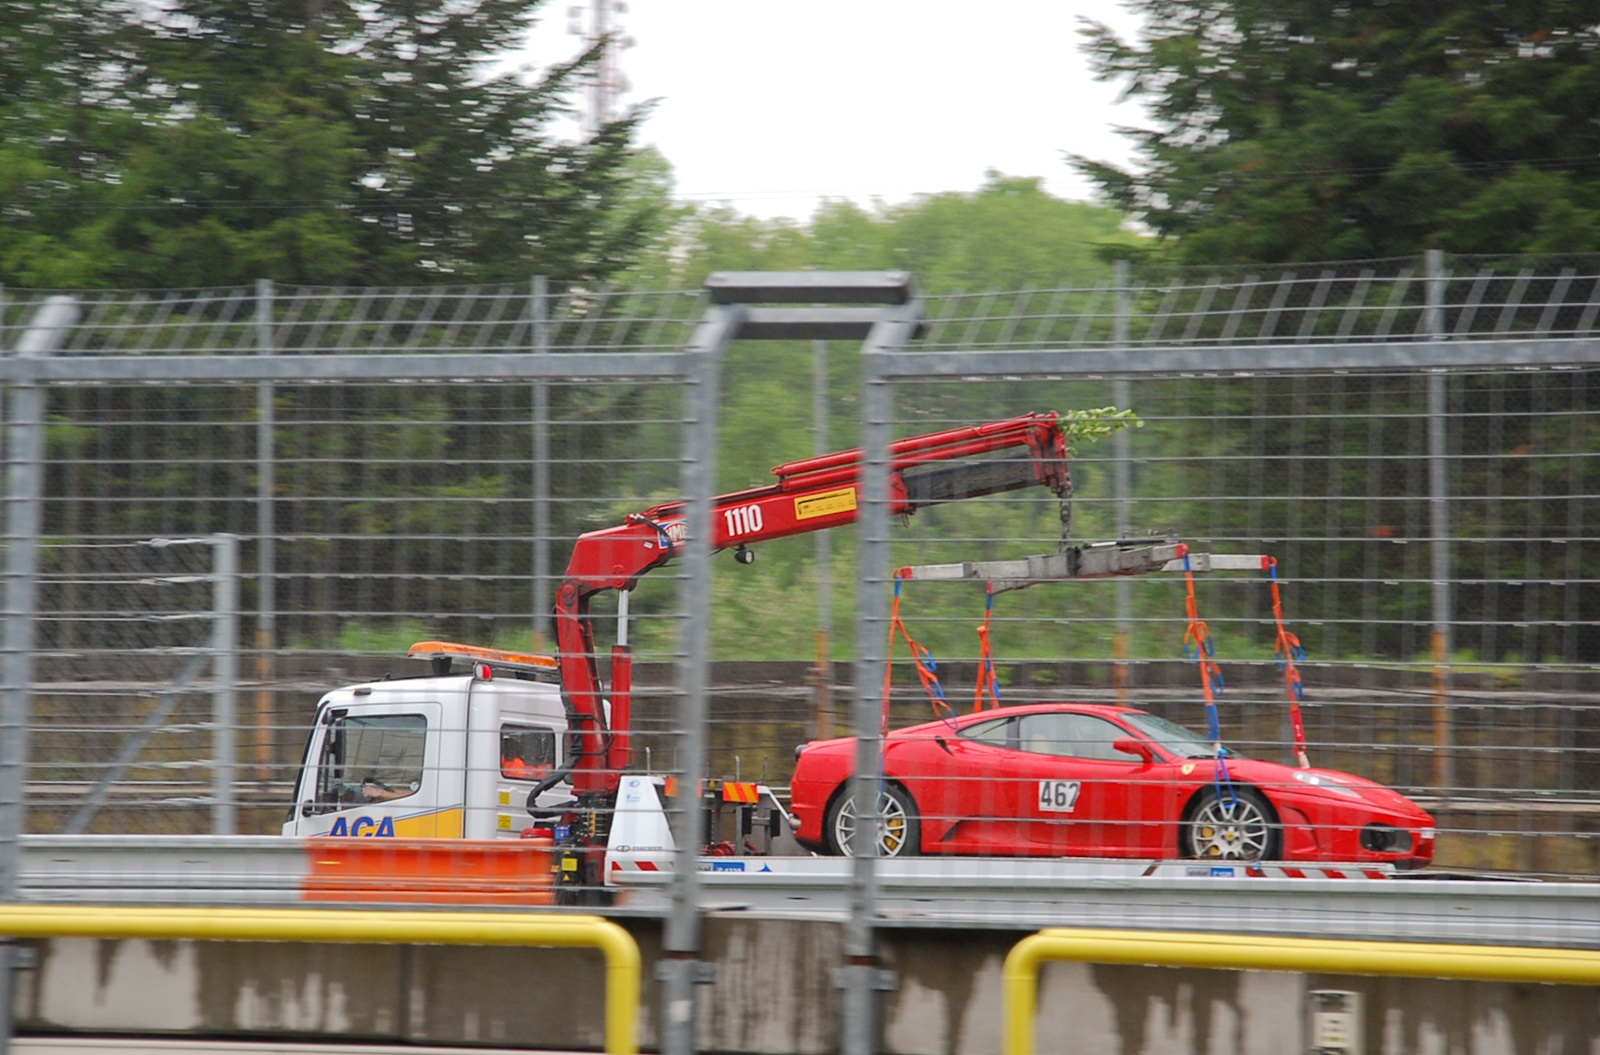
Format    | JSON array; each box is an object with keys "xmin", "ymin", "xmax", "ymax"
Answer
[{"xmin": 1360, "ymin": 824, "xmax": 1413, "ymax": 853}]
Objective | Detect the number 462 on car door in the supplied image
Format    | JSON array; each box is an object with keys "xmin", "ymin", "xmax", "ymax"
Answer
[{"xmin": 1037, "ymin": 780, "xmax": 1081, "ymax": 813}]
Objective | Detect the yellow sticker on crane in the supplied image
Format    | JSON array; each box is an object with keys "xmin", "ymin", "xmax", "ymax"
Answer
[{"xmin": 795, "ymin": 486, "xmax": 857, "ymax": 521}]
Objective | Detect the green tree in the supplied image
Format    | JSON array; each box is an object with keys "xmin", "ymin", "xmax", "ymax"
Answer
[
  {"xmin": 639, "ymin": 175, "xmax": 1143, "ymax": 509},
  {"xmin": 0, "ymin": 1, "xmax": 662, "ymax": 287},
  {"xmin": 0, "ymin": 0, "xmax": 151, "ymax": 285},
  {"xmin": 672, "ymin": 173, "xmax": 1142, "ymax": 291},
  {"xmin": 1074, "ymin": 1, "xmax": 1600, "ymax": 262}
]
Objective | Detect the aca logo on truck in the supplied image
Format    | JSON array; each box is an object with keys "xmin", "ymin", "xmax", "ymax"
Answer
[{"xmin": 325, "ymin": 816, "xmax": 396, "ymax": 837}]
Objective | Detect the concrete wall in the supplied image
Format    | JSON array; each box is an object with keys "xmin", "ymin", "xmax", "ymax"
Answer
[{"xmin": 12, "ymin": 918, "xmax": 1599, "ymax": 1054}]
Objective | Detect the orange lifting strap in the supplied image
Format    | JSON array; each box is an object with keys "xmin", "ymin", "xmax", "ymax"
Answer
[
  {"xmin": 1180, "ymin": 549, "xmax": 1226, "ymax": 747},
  {"xmin": 1267, "ymin": 557, "xmax": 1311, "ymax": 768},
  {"xmin": 1181, "ymin": 550, "xmax": 1313, "ymax": 770},
  {"xmin": 885, "ymin": 571, "xmax": 954, "ymax": 732},
  {"xmin": 884, "ymin": 573, "xmax": 1005, "ymax": 727},
  {"xmin": 973, "ymin": 583, "xmax": 1002, "ymax": 712}
]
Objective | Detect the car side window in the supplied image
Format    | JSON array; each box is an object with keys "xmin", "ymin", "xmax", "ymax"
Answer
[
  {"xmin": 1017, "ymin": 713, "xmax": 1129, "ymax": 761},
  {"xmin": 316, "ymin": 713, "xmax": 427, "ymax": 804},
  {"xmin": 501, "ymin": 724, "xmax": 557, "ymax": 780},
  {"xmin": 959, "ymin": 716, "xmax": 1015, "ymax": 748}
]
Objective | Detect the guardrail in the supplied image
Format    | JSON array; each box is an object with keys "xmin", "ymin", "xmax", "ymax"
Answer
[
  {"xmin": 611, "ymin": 857, "xmax": 1600, "ymax": 946},
  {"xmin": 0, "ymin": 906, "xmax": 640, "ymax": 1055},
  {"xmin": 20, "ymin": 836, "xmax": 1600, "ymax": 949},
  {"xmin": 1001, "ymin": 928, "xmax": 1600, "ymax": 1055}
]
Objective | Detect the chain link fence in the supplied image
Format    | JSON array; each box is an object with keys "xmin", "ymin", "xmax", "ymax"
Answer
[
  {"xmin": 0, "ymin": 256, "xmax": 1597, "ymax": 881},
  {"xmin": 27, "ymin": 536, "xmax": 235, "ymax": 834}
]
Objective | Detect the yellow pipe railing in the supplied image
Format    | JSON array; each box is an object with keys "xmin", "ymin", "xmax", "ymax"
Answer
[
  {"xmin": 1003, "ymin": 927, "xmax": 1600, "ymax": 1055},
  {"xmin": 0, "ymin": 905, "xmax": 640, "ymax": 1055}
]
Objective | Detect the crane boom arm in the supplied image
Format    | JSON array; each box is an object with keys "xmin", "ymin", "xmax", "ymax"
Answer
[{"xmin": 553, "ymin": 411, "xmax": 1070, "ymax": 798}]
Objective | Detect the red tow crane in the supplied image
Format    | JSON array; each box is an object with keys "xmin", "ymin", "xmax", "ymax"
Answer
[{"xmin": 544, "ymin": 413, "xmax": 1071, "ymax": 878}]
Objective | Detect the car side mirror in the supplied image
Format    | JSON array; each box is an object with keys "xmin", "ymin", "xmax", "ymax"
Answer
[{"xmin": 1113, "ymin": 737, "xmax": 1155, "ymax": 764}]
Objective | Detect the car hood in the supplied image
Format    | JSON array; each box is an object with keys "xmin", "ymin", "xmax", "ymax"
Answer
[{"xmin": 1218, "ymin": 758, "xmax": 1431, "ymax": 816}]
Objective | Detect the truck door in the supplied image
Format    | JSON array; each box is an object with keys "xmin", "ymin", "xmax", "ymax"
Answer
[
  {"xmin": 494, "ymin": 722, "xmax": 568, "ymax": 832},
  {"xmin": 285, "ymin": 700, "xmax": 463, "ymax": 838}
]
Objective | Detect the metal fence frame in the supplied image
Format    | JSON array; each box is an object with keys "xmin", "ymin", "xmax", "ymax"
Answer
[
  {"xmin": 0, "ymin": 293, "xmax": 717, "ymax": 1055},
  {"xmin": 2, "ymin": 259, "xmax": 1600, "ymax": 1055},
  {"xmin": 847, "ymin": 263, "xmax": 1600, "ymax": 1053}
]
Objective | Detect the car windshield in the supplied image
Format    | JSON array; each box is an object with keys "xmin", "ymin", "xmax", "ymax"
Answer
[{"xmin": 1120, "ymin": 710, "xmax": 1245, "ymax": 760}]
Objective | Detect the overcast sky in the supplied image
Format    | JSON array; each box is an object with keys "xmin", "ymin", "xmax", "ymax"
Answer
[{"xmin": 522, "ymin": 1, "xmax": 1148, "ymax": 220}]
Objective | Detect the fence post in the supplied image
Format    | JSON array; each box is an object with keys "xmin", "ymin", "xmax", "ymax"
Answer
[
  {"xmin": 660, "ymin": 302, "xmax": 734, "ymax": 1055},
  {"xmin": 531, "ymin": 276, "xmax": 551, "ymax": 649},
  {"xmin": 212, "ymin": 534, "xmax": 240, "ymax": 835},
  {"xmin": 842, "ymin": 297, "xmax": 925, "ymax": 1055},
  {"xmin": 254, "ymin": 278, "xmax": 276, "ymax": 784},
  {"xmin": 1424, "ymin": 249, "xmax": 1455, "ymax": 796},
  {"xmin": 1, "ymin": 295, "xmax": 79, "ymax": 1055},
  {"xmin": 813, "ymin": 338, "xmax": 832, "ymax": 740},
  {"xmin": 1112, "ymin": 259, "xmax": 1133, "ymax": 702}
]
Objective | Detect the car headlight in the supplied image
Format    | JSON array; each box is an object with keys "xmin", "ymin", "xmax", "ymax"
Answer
[{"xmin": 1289, "ymin": 771, "xmax": 1364, "ymax": 798}]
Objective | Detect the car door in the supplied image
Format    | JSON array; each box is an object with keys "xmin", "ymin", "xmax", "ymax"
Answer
[
  {"xmin": 286, "ymin": 700, "xmax": 460, "ymax": 838},
  {"xmin": 1005, "ymin": 711, "xmax": 1168, "ymax": 857},
  {"xmin": 899, "ymin": 715, "xmax": 1030, "ymax": 853}
]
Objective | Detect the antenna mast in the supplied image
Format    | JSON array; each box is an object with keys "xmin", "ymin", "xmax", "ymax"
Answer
[{"xmin": 569, "ymin": 0, "xmax": 630, "ymax": 136}]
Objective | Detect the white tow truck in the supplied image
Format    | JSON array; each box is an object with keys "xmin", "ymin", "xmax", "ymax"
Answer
[
  {"xmin": 283, "ymin": 641, "xmax": 579, "ymax": 841},
  {"xmin": 282, "ymin": 639, "xmax": 808, "ymax": 902}
]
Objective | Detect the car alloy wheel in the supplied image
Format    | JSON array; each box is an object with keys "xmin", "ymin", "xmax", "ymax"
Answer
[
  {"xmin": 1184, "ymin": 788, "xmax": 1276, "ymax": 861},
  {"xmin": 827, "ymin": 784, "xmax": 919, "ymax": 857}
]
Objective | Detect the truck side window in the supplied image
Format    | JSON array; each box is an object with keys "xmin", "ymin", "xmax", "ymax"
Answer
[
  {"xmin": 500, "ymin": 725, "xmax": 556, "ymax": 781},
  {"xmin": 316, "ymin": 714, "xmax": 427, "ymax": 805}
]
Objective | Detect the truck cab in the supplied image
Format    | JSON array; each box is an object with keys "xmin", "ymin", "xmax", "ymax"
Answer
[{"xmin": 283, "ymin": 642, "xmax": 572, "ymax": 839}]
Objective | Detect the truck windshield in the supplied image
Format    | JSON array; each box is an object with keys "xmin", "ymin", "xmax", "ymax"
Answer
[{"xmin": 317, "ymin": 713, "xmax": 427, "ymax": 804}]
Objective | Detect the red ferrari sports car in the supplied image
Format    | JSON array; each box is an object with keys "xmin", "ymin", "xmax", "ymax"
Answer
[{"xmin": 789, "ymin": 702, "xmax": 1435, "ymax": 868}]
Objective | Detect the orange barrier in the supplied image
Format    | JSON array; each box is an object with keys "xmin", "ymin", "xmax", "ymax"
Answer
[{"xmin": 303, "ymin": 837, "xmax": 556, "ymax": 905}]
